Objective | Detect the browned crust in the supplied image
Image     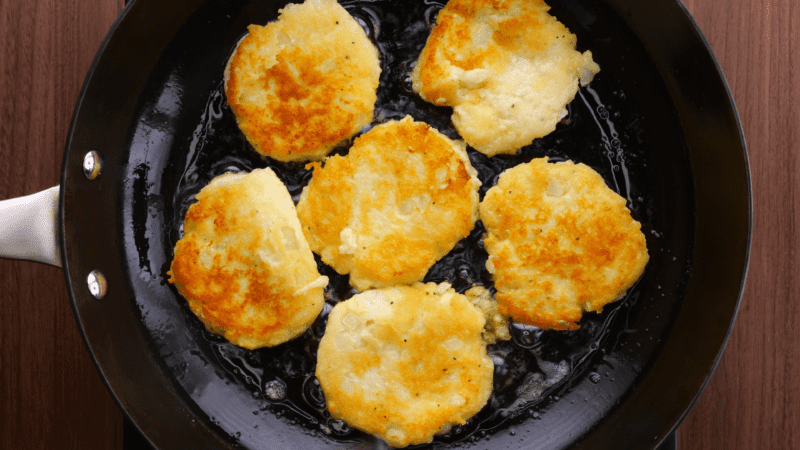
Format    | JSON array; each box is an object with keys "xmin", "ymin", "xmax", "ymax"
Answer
[
  {"xmin": 411, "ymin": 0, "xmax": 599, "ymax": 156},
  {"xmin": 296, "ymin": 117, "xmax": 481, "ymax": 290},
  {"xmin": 316, "ymin": 283, "xmax": 493, "ymax": 447},
  {"xmin": 169, "ymin": 170, "xmax": 325, "ymax": 348},
  {"xmin": 225, "ymin": 0, "xmax": 380, "ymax": 162},
  {"xmin": 480, "ymin": 158, "xmax": 649, "ymax": 330},
  {"xmin": 414, "ymin": 0, "xmax": 562, "ymax": 106}
]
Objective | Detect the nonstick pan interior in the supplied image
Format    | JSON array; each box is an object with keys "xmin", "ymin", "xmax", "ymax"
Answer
[{"xmin": 61, "ymin": 0, "xmax": 749, "ymax": 449}]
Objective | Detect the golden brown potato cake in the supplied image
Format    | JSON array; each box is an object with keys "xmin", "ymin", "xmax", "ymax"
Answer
[
  {"xmin": 224, "ymin": 0, "xmax": 381, "ymax": 162},
  {"xmin": 316, "ymin": 282, "xmax": 493, "ymax": 448},
  {"xmin": 296, "ymin": 116, "xmax": 481, "ymax": 291},
  {"xmin": 168, "ymin": 168, "xmax": 328, "ymax": 349},
  {"xmin": 412, "ymin": 0, "xmax": 600, "ymax": 157},
  {"xmin": 480, "ymin": 158, "xmax": 648, "ymax": 330}
]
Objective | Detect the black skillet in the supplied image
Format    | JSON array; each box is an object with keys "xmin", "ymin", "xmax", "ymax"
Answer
[{"xmin": 60, "ymin": 0, "xmax": 750, "ymax": 448}]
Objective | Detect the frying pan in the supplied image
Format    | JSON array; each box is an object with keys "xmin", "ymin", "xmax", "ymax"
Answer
[{"xmin": 0, "ymin": 0, "xmax": 749, "ymax": 448}]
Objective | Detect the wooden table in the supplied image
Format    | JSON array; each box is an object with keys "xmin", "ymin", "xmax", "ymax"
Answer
[{"xmin": 0, "ymin": 0, "xmax": 795, "ymax": 448}]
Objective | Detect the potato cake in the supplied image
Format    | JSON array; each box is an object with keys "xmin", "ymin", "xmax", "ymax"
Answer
[
  {"xmin": 480, "ymin": 158, "xmax": 648, "ymax": 330},
  {"xmin": 412, "ymin": 0, "xmax": 600, "ymax": 157},
  {"xmin": 224, "ymin": 0, "xmax": 381, "ymax": 162},
  {"xmin": 169, "ymin": 168, "xmax": 328, "ymax": 349},
  {"xmin": 316, "ymin": 282, "xmax": 493, "ymax": 448},
  {"xmin": 296, "ymin": 116, "xmax": 481, "ymax": 291}
]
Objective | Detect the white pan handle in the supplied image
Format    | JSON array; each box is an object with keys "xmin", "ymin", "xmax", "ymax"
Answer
[{"xmin": 0, "ymin": 186, "xmax": 62, "ymax": 268}]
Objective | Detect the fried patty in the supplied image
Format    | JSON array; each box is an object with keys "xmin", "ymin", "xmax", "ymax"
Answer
[
  {"xmin": 480, "ymin": 158, "xmax": 648, "ymax": 330},
  {"xmin": 168, "ymin": 169, "xmax": 328, "ymax": 349},
  {"xmin": 316, "ymin": 282, "xmax": 493, "ymax": 448},
  {"xmin": 296, "ymin": 116, "xmax": 481, "ymax": 291},
  {"xmin": 412, "ymin": 0, "xmax": 600, "ymax": 157},
  {"xmin": 224, "ymin": 0, "xmax": 381, "ymax": 162}
]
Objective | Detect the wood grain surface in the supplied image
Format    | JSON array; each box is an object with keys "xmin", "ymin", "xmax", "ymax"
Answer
[
  {"xmin": 0, "ymin": 0, "xmax": 795, "ymax": 449},
  {"xmin": 679, "ymin": 0, "xmax": 800, "ymax": 449},
  {"xmin": 0, "ymin": 1, "xmax": 124, "ymax": 449}
]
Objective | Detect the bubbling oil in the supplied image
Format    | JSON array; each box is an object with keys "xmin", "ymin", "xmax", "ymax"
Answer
[{"xmin": 166, "ymin": 0, "xmax": 649, "ymax": 446}]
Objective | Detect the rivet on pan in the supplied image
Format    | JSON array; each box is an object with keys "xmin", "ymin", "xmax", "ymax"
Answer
[
  {"xmin": 83, "ymin": 151, "xmax": 102, "ymax": 180},
  {"xmin": 87, "ymin": 271, "xmax": 108, "ymax": 299}
]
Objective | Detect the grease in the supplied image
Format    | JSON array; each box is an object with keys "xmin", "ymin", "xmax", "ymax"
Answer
[{"xmin": 165, "ymin": 0, "xmax": 650, "ymax": 446}]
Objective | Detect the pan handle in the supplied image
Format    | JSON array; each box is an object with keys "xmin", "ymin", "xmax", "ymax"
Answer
[{"xmin": 0, "ymin": 186, "xmax": 62, "ymax": 268}]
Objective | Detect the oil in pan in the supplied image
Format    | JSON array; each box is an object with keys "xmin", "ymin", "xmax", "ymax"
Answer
[{"xmin": 122, "ymin": 0, "xmax": 695, "ymax": 447}]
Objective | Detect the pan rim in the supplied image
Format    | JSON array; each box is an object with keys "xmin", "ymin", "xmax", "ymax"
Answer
[{"xmin": 59, "ymin": 0, "xmax": 752, "ymax": 449}]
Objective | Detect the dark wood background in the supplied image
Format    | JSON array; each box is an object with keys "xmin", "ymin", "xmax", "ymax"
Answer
[{"xmin": 0, "ymin": 0, "xmax": 795, "ymax": 448}]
